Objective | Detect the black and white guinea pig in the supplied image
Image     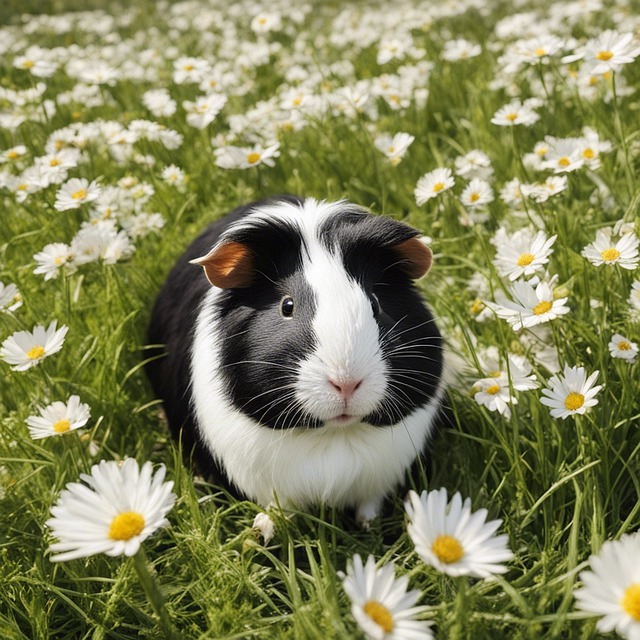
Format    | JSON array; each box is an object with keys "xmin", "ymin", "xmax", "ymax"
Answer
[{"xmin": 146, "ymin": 195, "xmax": 445, "ymax": 525}]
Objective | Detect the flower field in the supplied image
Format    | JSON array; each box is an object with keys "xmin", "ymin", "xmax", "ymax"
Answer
[{"xmin": 1, "ymin": 0, "xmax": 639, "ymax": 638}]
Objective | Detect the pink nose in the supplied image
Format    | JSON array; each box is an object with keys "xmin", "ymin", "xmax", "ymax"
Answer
[{"xmin": 329, "ymin": 379, "xmax": 363, "ymax": 401}]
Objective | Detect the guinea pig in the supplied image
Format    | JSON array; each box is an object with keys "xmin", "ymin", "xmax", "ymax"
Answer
[{"xmin": 146, "ymin": 195, "xmax": 446, "ymax": 525}]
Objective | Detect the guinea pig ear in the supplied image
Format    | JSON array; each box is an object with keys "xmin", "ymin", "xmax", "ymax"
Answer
[
  {"xmin": 189, "ymin": 241, "xmax": 254, "ymax": 288},
  {"xmin": 392, "ymin": 236, "xmax": 433, "ymax": 279}
]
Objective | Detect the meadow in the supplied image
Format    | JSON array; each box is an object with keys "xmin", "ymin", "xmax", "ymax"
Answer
[{"xmin": 1, "ymin": 0, "xmax": 639, "ymax": 638}]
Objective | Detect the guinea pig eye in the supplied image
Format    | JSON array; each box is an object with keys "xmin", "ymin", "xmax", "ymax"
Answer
[
  {"xmin": 370, "ymin": 293, "xmax": 381, "ymax": 317},
  {"xmin": 280, "ymin": 296, "xmax": 295, "ymax": 318}
]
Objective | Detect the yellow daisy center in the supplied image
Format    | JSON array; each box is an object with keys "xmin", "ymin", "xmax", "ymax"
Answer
[
  {"xmin": 292, "ymin": 96, "xmax": 302, "ymax": 106},
  {"xmin": 622, "ymin": 584, "xmax": 640, "ymax": 621},
  {"xmin": 432, "ymin": 182, "xmax": 445, "ymax": 193},
  {"xmin": 50, "ymin": 158, "xmax": 61, "ymax": 167},
  {"xmin": 53, "ymin": 419, "xmax": 71, "ymax": 433},
  {"xmin": 485, "ymin": 384, "xmax": 501, "ymax": 395},
  {"xmin": 247, "ymin": 152, "xmax": 261, "ymax": 164},
  {"xmin": 469, "ymin": 192, "xmax": 480, "ymax": 202},
  {"xmin": 564, "ymin": 392, "xmax": 585, "ymax": 411},
  {"xmin": 22, "ymin": 59, "xmax": 35, "ymax": 69},
  {"xmin": 533, "ymin": 300, "xmax": 553, "ymax": 315},
  {"xmin": 432, "ymin": 534, "xmax": 464, "ymax": 564},
  {"xmin": 601, "ymin": 248, "xmax": 620, "ymax": 262},
  {"xmin": 27, "ymin": 345, "xmax": 45, "ymax": 360},
  {"xmin": 363, "ymin": 601, "xmax": 394, "ymax": 632},
  {"xmin": 71, "ymin": 189, "xmax": 87, "ymax": 200},
  {"xmin": 534, "ymin": 47, "xmax": 546, "ymax": 56},
  {"xmin": 617, "ymin": 341, "xmax": 632, "ymax": 351},
  {"xmin": 17, "ymin": 183, "xmax": 28, "ymax": 191},
  {"xmin": 583, "ymin": 148, "xmax": 594, "ymax": 159},
  {"xmin": 183, "ymin": 64, "xmax": 194, "ymax": 71},
  {"xmin": 517, "ymin": 253, "xmax": 535, "ymax": 267},
  {"xmin": 7, "ymin": 150, "xmax": 19, "ymax": 159},
  {"xmin": 470, "ymin": 298, "xmax": 484, "ymax": 314},
  {"xmin": 596, "ymin": 50, "xmax": 613, "ymax": 61},
  {"xmin": 108, "ymin": 511, "xmax": 145, "ymax": 541},
  {"xmin": 488, "ymin": 370, "xmax": 502, "ymax": 378},
  {"xmin": 387, "ymin": 146, "xmax": 396, "ymax": 154},
  {"xmin": 506, "ymin": 112, "xmax": 518, "ymax": 122},
  {"xmin": 557, "ymin": 156, "xmax": 570, "ymax": 167}
]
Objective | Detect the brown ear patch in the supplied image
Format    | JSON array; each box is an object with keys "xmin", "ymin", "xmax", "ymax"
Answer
[
  {"xmin": 393, "ymin": 237, "xmax": 433, "ymax": 279},
  {"xmin": 189, "ymin": 241, "xmax": 254, "ymax": 288}
]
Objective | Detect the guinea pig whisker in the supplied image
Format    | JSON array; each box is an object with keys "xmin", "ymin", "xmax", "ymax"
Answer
[{"xmin": 221, "ymin": 359, "xmax": 300, "ymax": 373}]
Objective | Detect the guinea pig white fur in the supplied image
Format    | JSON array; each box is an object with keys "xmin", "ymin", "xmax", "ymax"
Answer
[{"xmin": 146, "ymin": 196, "xmax": 446, "ymax": 524}]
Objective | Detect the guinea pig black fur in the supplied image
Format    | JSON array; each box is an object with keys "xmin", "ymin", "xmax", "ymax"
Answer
[{"xmin": 146, "ymin": 195, "xmax": 445, "ymax": 525}]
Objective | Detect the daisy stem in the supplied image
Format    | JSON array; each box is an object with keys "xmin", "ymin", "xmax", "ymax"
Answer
[
  {"xmin": 610, "ymin": 72, "xmax": 634, "ymax": 200},
  {"xmin": 450, "ymin": 576, "xmax": 470, "ymax": 639},
  {"xmin": 132, "ymin": 548, "xmax": 178, "ymax": 639}
]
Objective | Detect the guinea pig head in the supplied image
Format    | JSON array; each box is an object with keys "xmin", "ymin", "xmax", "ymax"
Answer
[{"xmin": 190, "ymin": 199, "xmax": 441, "ymax": 431}]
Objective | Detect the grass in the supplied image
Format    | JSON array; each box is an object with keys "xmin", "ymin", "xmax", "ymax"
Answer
[{"xmin": 0, "ymin": 0, "xmax": 639, "ymax": 638}]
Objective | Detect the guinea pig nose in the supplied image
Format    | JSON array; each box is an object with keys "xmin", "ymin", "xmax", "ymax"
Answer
[{"xmin": 329, "ymin": 378, "xmax": 363, "ymax": 401}]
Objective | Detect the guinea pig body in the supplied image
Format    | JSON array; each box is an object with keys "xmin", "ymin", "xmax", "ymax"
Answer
[{"xmin": 146, "ymin": 196, "xmax": 445, "ymax": 523}]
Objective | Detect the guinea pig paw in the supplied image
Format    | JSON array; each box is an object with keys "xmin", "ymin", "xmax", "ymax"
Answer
[
  {"xmin": 252, "ymin": 512, "xmax": 275, "ymax": 544},
  {"xmin": 355, "ymin": 499, "xmax": 383, "ymax": 530}
]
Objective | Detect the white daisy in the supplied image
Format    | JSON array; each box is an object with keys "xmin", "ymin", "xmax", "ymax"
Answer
[
  {"xmin": 582, "ymin": 229, "xmax": 639, "ymax": 270},
  {"xmin": 486, "ymin": 280, "xmax": 570, "ymax": 331},
  {"xmin": 473, "ymin": 375, "xmax": 515, "ymax": 417},
  {"xmin": 183, "ymin": 93, "xmax": 227, "ymax": 129},
  {"xmin": 574, "ymin": 533, "xmax": 640, "ymax": 640},
  {"xmin": 441, "ymin": 39, "xmax": 482, "ymax": 62},
  {"xmin": 33, "ymin": 242, "xmax": 76, "ymax": 281},
  {"xmin": 26, "ymin": 395, "xmax": 91, "ymax": 440},
  {"xmin": 414, "ymin": 168, "xmax": 455, "ymax": 205},
  {"xmin": 341, "ymin": 554, "xmax": 433, "ymax": 640},
  {"xmin": 142, "ymin": 88, "xmax": 177, "ymax": 118},
  {"xmin": 374, "ymin": 132, "xmax": 415, "ymax": 166},
  {"xmin": 563, "ymin": 29, "xmax": 640, "ymax": 75},
  {"xmin": 54, "ymin": 178, "xmax": 102, "ymax": 212},
  {"xmin": 0, "ymin": 281, "xmax": 22, "ymax": 313},
  {"xmin": 608, "ymin": 333, "xmax": 638, "ymax": 363},
  {"xmin": 491, "ymin": 100, "xmax": 540, "ymax": 127},
  {"xmin": 492, "ymin": 228, "xmax": 557, "ymax": 281},
  {"xmin": 520, "ymin": 176, "xmax": 568, "ymax": 203},
  {"xmin": 454, "ymin": 150, "xmax": 493, "ymax": 180},
  {"xmin": 540, "ymin": 364, "xmax": 602, "ymax": 420},
  {"xmin": 46, "ymin": 458, "xmax": 176, "ymax": 562},
  {"xmin": 1, "ymin": 321, "xmax": 68, "ymax": 371},
  {"xmin": 214, "ymin": 143, "xmax": 280, "ymax": 169},
  {"xmin": 405, "ymin": 488, "xmax": 514, "ymax": 578},
  {"xmin": 460, "ymin": 178, "xmax": 494, "ymax": 208}
]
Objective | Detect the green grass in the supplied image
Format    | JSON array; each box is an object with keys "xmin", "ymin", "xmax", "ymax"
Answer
[{"xmin": 1, "ymin": 0, "xmax": 639, "ymax": 638}]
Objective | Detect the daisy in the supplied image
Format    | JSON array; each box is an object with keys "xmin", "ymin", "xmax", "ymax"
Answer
[
  {"xmin": 142, "ymin": 88, "xmax": 177, "ymax": 118},
  {"xmin": 582, "ymin": 229, "xmax": 639, "ymax": 270},
  {"xmin": 492, "ymin": 228, "xmax": 557, "ymax": 281},
  {"xmin": 46, "ymin": 458, "xmax": 176, "ymax": 562},
  {"xmin": 460, "ymin": 178, "xmax": 494, "ymax": 208},
  {"xmin": 26, "ymin": 395, "xmax": 91, "ymax": 440},
  {"xmin": 473, "ymin": 375, "xmax": 515, "ymax": 417},
  {"xmin": 507, "ymin": 35, "xmax": 565, "ymax": 65},
  {"xmin": 172, "ymin": 56, "xmax": 210, "ymax": 84},
  {"xmin": 1, "ymin": 321, "xmax": 68, "ymax": 371},
  {"xmin": 405, "ymin": 488, "xmax": 514, "ymax": 578},
  {"xmin": 33, "ymin": 242, "xmax": 76, "ymax": 280},
  {"xmin": 520, "ymin": 175, "xmax": 568, "ymax": 203},
  {"xmin": 54, "ymin": 178, "xmax": 102, "ymax": 212},
  {"xmin": 491, "ymin": 100, "xmax": 540, "ymax": 127},
  {"xmin": 0, "ymin": 145, "xmax": 28, "ymax": 164},
  {"xmin": 214, "ymin": 143, "xmax": 280, "ymax": 169},
  {"xmin": 540, "ymin": 364, "xmax": 602, "ymax": 420},
  {"xmin": 250, "ymin": 11, "xmax": 283, "ymax": 34},
  {"xmin": 541, "ymin": 137, "xmax": 585, "ymax": 173},
  {"xmin": 441, "ymin": 39, "xmax": 482, "ymax": 62},
  {"xmin": 608, "ymin": 333, "xmax": 638, "ymax": 363},
  {"xmin": 183, "ymin": 93, "xmax": 227, "ymax": 129},
  {"xmin": 374, "ymin": 132, "xmax": 415, "ymax": 166},
  {"xmin": 564, "ymin": 30, "xmax": 640, "ymax": 75},
  {"xmin": 573, "ymin": 533, "xmax": 640, "ymax": 639},
  {"xmin": 341, "ymin": 554, "xmax": 433, "ymax": 640},
  {"xmin": 454, "ymin": 150, "xmax": 493, "ymax": 179},
  {"xmin": 0, "ymin": 281, "xmax": 22, "ymax": 313},
  {"xmin": 414, "ymin": 168, "xmax": 454, "ymax": 205},
  {"xmin": 486, "ymin": 280, "xmax": 570, "ymax": 331}
]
